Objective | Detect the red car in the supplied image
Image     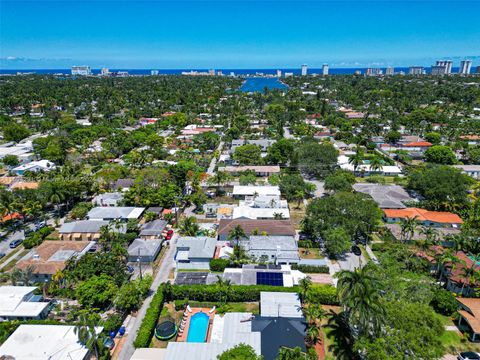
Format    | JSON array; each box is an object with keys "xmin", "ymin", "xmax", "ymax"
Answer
[{"xmin": 165, "ymin": 229, "xmax": 174, "ymax": 240}]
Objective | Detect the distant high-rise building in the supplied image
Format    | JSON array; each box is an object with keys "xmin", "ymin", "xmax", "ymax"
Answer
[
  {"xmin": 322, "ymin": 64, "xmax": 329, "ymax": 76},
  {"xmin": 71, "ymin": 66, "xmax": 91, "ymax": 76},
  {"xmin": 476, "ymin": 66, "xmax": 480, "ymax": 74},
  {"xmin": 431, "ymin": 65, "xmax": 447, "ymax": 75},
  {"xmin": 409, "ymin": 66, "xmax": 424, "ymax": 75},
  {"xmin": 230, "ymin": 72, "xmax": 235, "ymax": 77},
  {"xmin": 276, "ymin": 69, "xmax": 282, "ymax": 78},
  {"xmin": 151, "ymin": 70, "xmax": 159, "ymax": 75},
  {"xmin": 284, "ymin": 72, "xmax": 294, "ymax": 78},
  {"xmin": 208, "ymin": 69, "xmax": 215, "ymax": 76},
  {"xmin": 385, "ymin": 67, "xmax": 394, "ymax": 76},
  {"xmin": 354, "ymin": 70, "xmax": 362, "ymax": 75},
  {"xmin": 301, "ymin": 64, "xmax": 308, "ymax": 76},
  {"xmin": 100, "ymin": 68, "xmax": 109, "ymax": 76},
  {"xmin": 366, "ymin": 68, "xmax": 373, "ymax": 76},
  {"xmin": 435, "ymin": 60, "xmax": 452, "ymax": 74},
  {"xmin": 459, "ymin": 60, "xmax": 472, "ymax": 75},
  {"xmin": 366, "ymin": 68, "xmax": 382, "ymax": 76}
]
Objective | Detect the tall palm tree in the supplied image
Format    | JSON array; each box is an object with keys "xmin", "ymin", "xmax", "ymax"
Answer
[
  {"xmin": 348, "ymin": 147, "xmax": 364, "ymax": 173},
  {"xmin": 74, "ymin": 314, "xmax": 104, "ymax": 360},
  {"xmin": 400, "ymin": 216, "xmax": 418, "ymax": 243},
  {"xmin": 179, "ymin": 216, "xmax": 200, "ymax": 236},
  {"xmin": 227, "ymin": 225, "xmax": 246, "ymax": 247},
  {"xmin": 207, "ymin": 171, "xmax": 232, "ymax": 195},
  {"xmin": 298, "ymin": 276, "xmax": 312, "ymax": 303},
  {"xmin": 335, "ymin": 267, "xmax": 384, "ymax": 337},
  {"xmin": 368, "ymin": 156, "xmax": 383, "ymax": 173}
]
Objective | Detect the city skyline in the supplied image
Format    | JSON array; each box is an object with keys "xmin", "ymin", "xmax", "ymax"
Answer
[{"xmin": 1, "ymin": 1, "xmax": 480, "ymax": 69}]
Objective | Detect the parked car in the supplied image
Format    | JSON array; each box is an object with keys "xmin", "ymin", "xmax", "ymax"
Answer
[
  {"xmin": 34, "ymin": 222, "xmax": 47, "ymax": 231},
  {"xmin": 459, "ymin": 352, "xmax": 480, "ymax": 360},
  {"xmin": 103, "ymin": 337, "xmax": 115, "ymax": 350},
  {"xmin": 127, "ymin": 265, "xmax": 134, "ymax": 273},
  {"xmin": 88, "ymin": 244, "xmax": 98, "ymax": 253},
  {"xmin": 0, "ymin": 253, "xmax": 5, "ymax": 260},
  {"xmin": 9, "ymin": 239, "xmax": 23, "ymax": 249},
  {"xmin": 165, "ymin": 229, "xmax": 174, "ymax": 240}
]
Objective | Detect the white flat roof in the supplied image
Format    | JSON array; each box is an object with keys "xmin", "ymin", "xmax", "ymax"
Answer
[
  {"xmin": 0, "ymin": 324, "xmax": 101, "ymax": 360},
  {"xmin": 232, "ymin": 207, "xmax": 290, "ymax": 220},
  {"xmin": 0, "ymin": 286, "xmax": 49, "ymax": 318},
  {"xmin": 260, "ymin": 291, "xmax": 303, "ymax": 318},
  {"xmin": 232, "ymin": 185, "xmax": 281, "ymax": 197}
]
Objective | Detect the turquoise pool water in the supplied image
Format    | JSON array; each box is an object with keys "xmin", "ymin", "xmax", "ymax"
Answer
[{"xmin": 187, "ymin": 312, "xmax": 209, "ymax": 342}]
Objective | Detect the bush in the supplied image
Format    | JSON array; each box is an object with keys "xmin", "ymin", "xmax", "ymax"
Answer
[
  {"xmin": 103, "ymin": 313, "xmax": 123, "ymax": 334},
  {"xmin": 134, "ymin": 284, "xmax": 165, "ymax": 348},
  {"xmin": 174, "ymin": 299, "xmax": 188, "ymax": 310},
  {"xmin": 305, "ymin": 285, "xmax": 338, "ymax": 305},
  {"xmin": 298, "ymin": 240, "xmax": 315, "ymax": 248},
  {"xmin": 291, "ymin": 264, "xmax": 329, "ymax": 273},
  {"xmin": 430, "ymin": 288, "xmax": 458, "ymax": 316},
  {"xmin": 210, "ymin": 259, "xmax": 229, "ymax": 272},
  {"xmin": 23, "ymin": 226, "xmax": 54, "ymax": 249}
]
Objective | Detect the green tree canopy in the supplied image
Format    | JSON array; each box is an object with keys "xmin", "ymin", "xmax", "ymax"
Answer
[{"xmin": 424, "ymin": 145, "xmax": 457, "ymax": 164}]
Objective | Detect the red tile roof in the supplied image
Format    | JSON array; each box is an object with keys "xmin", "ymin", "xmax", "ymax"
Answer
[
  {"xmin": 383, "ymin": 208, "xmax": 463, "ymax": 224},
  {"xmin": 402, "ymin": 141, "xmax": 433, "ymax": 147}
]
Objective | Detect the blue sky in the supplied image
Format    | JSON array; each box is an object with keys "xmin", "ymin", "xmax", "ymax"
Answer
[{"xmin": 1, "ymin": 0, "xmax": 479, "ymax": 69}]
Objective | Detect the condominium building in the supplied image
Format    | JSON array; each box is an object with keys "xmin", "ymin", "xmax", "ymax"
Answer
[
  {"xmin": 459, "ymin": 60, "xmax": 472, "ymax": 75},
  {"xmin": 409, "ymin": 66, "xmax": 425, "ymax": 75},
  {"xmin": 322, "ymin": 64, "xmax": 329, "ymax": 76},
  {"xmin": 301, "ymin": 64, "xmax": 308, "ymax": 76},
  {"xmin": 276, "ymin": 69, "xmax": 282, "ymax": 78},
  {"xmin": 71, "ymin": 65, "xmax": 91, "ymax": 76},
  {"xmin": 385, "ymin": 67, "xmax": 394, "ymax": 75},
  {"xmin": 431, "ymin": 65, "xmax": 447, "ymax": 75},
  {"xmin": 151, "ymin": 70, "xmax": 159, "ymax": 75},
  {"xmin": 435, "ymin": 60, "xmax": 452, "ymax": 74}
]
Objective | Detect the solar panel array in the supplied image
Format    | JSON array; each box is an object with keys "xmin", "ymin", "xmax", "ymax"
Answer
[{"xmin": 256, "ymin": 272, "xmax": 284, "ymax": 286}]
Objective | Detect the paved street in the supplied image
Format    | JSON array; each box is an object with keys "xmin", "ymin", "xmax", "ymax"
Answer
[
  {"xmin": 117, "ymin": 234, "xmax": 178, "ymax": 360},
  {"xmin": 336, "ymin": 252, "xmax": 365, "ymax": 272},
  {"xmin": 206, "ymin": 141, "xmax": 224, "ymax": 175}
]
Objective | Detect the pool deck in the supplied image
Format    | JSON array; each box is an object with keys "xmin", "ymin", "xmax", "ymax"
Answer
[{"xmin": 176, "ymin": 307, "xmax": 216, "ymax": 343}]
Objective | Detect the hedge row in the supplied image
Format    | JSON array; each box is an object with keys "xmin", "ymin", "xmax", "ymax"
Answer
[
  {"xmin": 133, "ymin": 284, "xmax": 165, "ymax": 348},
  {"xmin": 291, "ymin": 264, "xmax": 329, "ymax": 274},
  {"xmin": 305, "ymin": 285, "xmax": 338, "ymax": 305},
  {"xmin": 209, "ymin": 259, "xmax": 230, "ymax": 272},
  {"xmin": 168, "ymin": 284, "xmax": 299, "ymax": 302},
  {"xmin": 23, "ymin": 226, "xmax": 55, "ymax": 249}
]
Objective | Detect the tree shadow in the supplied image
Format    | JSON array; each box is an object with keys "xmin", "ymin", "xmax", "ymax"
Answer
[{"xmin": 324, "ymin": 310, "xmax": 358, "ymax": 360}]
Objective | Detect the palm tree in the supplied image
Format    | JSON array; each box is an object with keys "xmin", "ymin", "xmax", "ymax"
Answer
[
  {"xmin": 368, "ymin": 156, "xmax": 383, "ymax": 173},
  {"xmin": 207, "ymin": 171, "xmax": 232, "ymax": 195},
  {"xmin": 292, "ymin": 189, "xmax": 305, "ymax": 209},
  {"xmin": 273, "ymin": 212, "xmax": 285, "ymax": 220},
  {"xmin": 215, "ymin": 275, "xmax": 232, "ymax": 304},
  {"xmin": 179, "ymin": 216, "xmax": 200, "ymax": 236},
  {"xmin": 335, "ymin": 267, "xmax": 384, "ymax": 337},
  {"xmin": 298, "ymin": 276, "xmax": 312, "ymax": 303},
  {"xmin": 400, "ymin": 216, "xmax": 418, "ymax": 243},
  {"xmin": 348, "ymin": 147, "xmax": 364, "ymax": 173},
  {"xmin": 227, "ymin": 225, "xmax": 246, "ymax": 247},
  {"xmin": 74, "ymin": 314, "xmax": 104, "ymax": 360}
]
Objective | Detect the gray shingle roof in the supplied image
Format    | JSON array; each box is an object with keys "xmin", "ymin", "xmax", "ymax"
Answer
[
  {"xmin": 140, "ymin": 219, "xmax": 168, "ymax": 236},
  {"xmin": 176, "ymin": 237, "xmax": 216, "ymax": 259},
  {"xmin": 353, "ymin": 183, "xmax": 413, "ymax": 209},
  {"xmin": 128, "ymin": 239, "xmax": 162, "ymax": 257},
  {"xmin": 59, "ymin": 220, "xmax": 126, "ymax": 234}
]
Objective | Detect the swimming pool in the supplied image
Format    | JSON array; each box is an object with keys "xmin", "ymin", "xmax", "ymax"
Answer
[{"xmin": 186, "ymin": 312, "xmax": 209, "ymax": 342}]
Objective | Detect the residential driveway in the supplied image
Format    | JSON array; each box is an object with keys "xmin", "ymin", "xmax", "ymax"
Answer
[
  {"xmin": 206, "ymin": 141, "xmax": 224, "ymax": 175},
  {"xmin": 304, "ymin": 179, "xmax": 325, "ymax": 198},
  {"xmin": 117, "ymin": 234, "xmax": 178, "ymax": 360},
  {"xmin": 336, "ymin": 252, "xmax": 365, "ymax": 272}
]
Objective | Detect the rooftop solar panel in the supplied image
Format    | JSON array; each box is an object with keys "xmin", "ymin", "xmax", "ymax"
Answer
[{"xmin": 256, "ymin": 272, "xmax": 284, "ymax": 286}]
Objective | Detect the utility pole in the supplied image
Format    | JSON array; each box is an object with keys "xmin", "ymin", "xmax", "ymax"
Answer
[{"xmin": 137, "ymin": 248, "xmax": 142, "ymax": 280}]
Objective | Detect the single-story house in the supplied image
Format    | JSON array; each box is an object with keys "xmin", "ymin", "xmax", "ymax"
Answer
[
  {"xmin": 87, "ymin": 206, "xmax": 145, "ymax": 221},
  {"xmin": 139, "ymin": 219, "xmax": 168, "ymax": 240},
  {"xmin": 218, "ymin": 219, "xmax": 296, "ymax": 241},
  {"xmin": 353, "ymin": 183, "xmax": 413, "ymax": 209},
  {"xmin": 11, "ymin": 160, "xmax": 56, "ymax": 175},
  {"xmin": 222, "ymin": 264, "xmax": 305, "ymax": 287},
  {"xmin": 128, "ymin": 238, "xmax": 162, "ymax": 263},
  {"xmin": 457, "ymin": 298, "xmax": 480, "ymax": 341},
  {"xmin": 224, "ymin": 166, "xmax": 280, "ymax": 177},
  {"xmin": 244, "ymin": 236, "xmax": 299, "ymax": 264},
  {"xmin": 260, "ymin": 291, "xmax": 302, "ymax": 318},
  {"xmin": 452, "ymin": 165, "xmax": 480, "ymax": 179},
  {"xmin": 385, "ymin": 223, "xmax": 460, "ymax": 243},
  {"xmin": 239, "ymin": 195, "xmax": 288, "ymax": 209},
  {"xmin": 15, "ymin": 241, "xmax": 94, "ymax": 282},
  {"xmin": 175, "ymin": 237, "xmax": 217, "ymax": 270},
  {"xmin": 232, "ymin": 185, "xmax": 281, "ymax": 199},
  {"xmin": 58, "ymin": 220, "xmax": 126, "ymax": 241},
  {"xmin": 0, "ymin": 324, "xmax": 102, "ymax": 360},
  {"xmin": 111, "ymin": 178, "xmax": 134, "ymax": 191},
  {"xmin": 230, "ymin": 139, "xmax": 276, "ymax": 153},
  {"xmin": 92, "ymin": 192, "xmax": 124, "ymax": 207},
  {"xmin": 383, "ymin": 208, "xmax": 463, "ymax": 228},
  {"xmin": 0, "ymin": 286, "xmax": 50, "ymax": 322},
  {"xmin": 232, "ymin": 206, "xmax": 290, "ymax": 220}
]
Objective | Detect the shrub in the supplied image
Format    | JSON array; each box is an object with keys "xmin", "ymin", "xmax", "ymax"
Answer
[
  {"xmin": 174, "ymin": 299, "xmax": 188, "ymax": 310},
  {"xmin": 102, "ymin": 313, "xmax": 123, "ymax": 334},
  {"xmin": 305, "ymin": 285, "xmax": 338, "ymax": 305},
  {"xmin": 298, "ymin": 240, "xmax": 315, "ymax": 248},
  {"xmin": 23, "ymin": 226, "xmax": 54, "ymax": 249},
  {"xmin": 134, "ymin": 284, "xmax": 165, "ymax": 348},
  {"xmin": 291, "ymin": 264, "xmax": 329, "ymax": 274},
  {"xmin": 210, "ymin": 259, "xmax": 229, "ymax": 272},
  {"xmin": 430, "ymin": 288, "xmax": 458, "ymax": 316}
]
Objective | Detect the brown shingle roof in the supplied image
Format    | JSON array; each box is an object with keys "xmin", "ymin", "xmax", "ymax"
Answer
[
  {"xmin": 15, "ymin": 240, "xmax": 91, "ymax": 275},
  {"xmin": 218, "ymin": 219, "xmax": 296, "ymax": 237},
  {"xmin": 458, "ymin": 298, "xmax": 480, "ymax": 333}
]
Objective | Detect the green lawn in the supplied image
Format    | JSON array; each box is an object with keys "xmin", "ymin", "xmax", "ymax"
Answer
[
  {"xmin": 299, "ymin": 248, "xmax": 325, "ymax": 260},
  {"xmin": 440, "ymin": 330, "xmax": 480, "ymax": 354}
]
